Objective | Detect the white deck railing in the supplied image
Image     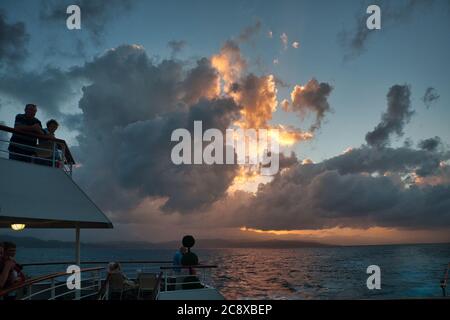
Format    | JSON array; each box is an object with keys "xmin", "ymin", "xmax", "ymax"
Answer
[
  {"xmin": 0, "ymin": 124, "xmax": 75, "ymax": 176},
  {"xmin": 0, "ymin": 261, "xmax": 218, "ymax": 300},
  {"xmin": 0, "ymin": 267, "xmax": 104, "ymax": 300}
]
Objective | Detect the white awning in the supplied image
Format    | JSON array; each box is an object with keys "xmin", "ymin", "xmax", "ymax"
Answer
[{"xmin": 0, "ymin": 158, "xmax": 113, "ymax": 229}]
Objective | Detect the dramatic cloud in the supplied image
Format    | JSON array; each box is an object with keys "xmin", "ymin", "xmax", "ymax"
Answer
[
  {"xmin": 366, "ymin": 84, "xmax": 414, "ymax": 148},
  {"xmin": 40, "ymin": 0, "xmax": 134, "ymax": 43},
  {"xmin": 287, "ymin": 79, "xmax": 334, "ymax": 132},
  {"xmin": 69, "ymin": 45, "xmax": 241, "ymax": 213},
  {"xmin": 339, "ymin": 0, "xmax": 436, "ymax": 60},
  {"xmin": 2, "ymin": 5, "xmax": 448, "ymax": 238},
  {"xmin": 324, "ymin": 145, "xmax": 444, "ymax": 177},
  {"xmin": 182, "ymin": 58, "xmax": 221, "ymax": 105},
  {"xmin": 225, "ymin": 84, "xmax": 449, "ymax": 231},
  {"xmin": 277, "ymin": 151, "xmax": 299, "ymax": 170},
  {"xmin": 0, "ymin": 11, "xmax": 29, "ymax": 69},
  {"xmin": 418, "ymin": 136, "xmax": 442, "ymax": 152},
  {"xmin": 231, "ymin": 73, "xmax": 278, "ymax": 129},
  {"xmin": 422, "ymin": 87, "xmax": 440, "ymax": 109},
  {"xmin": 225, "ymin": 83, "xmax": 450, "ymax": 232},
  {"xmin": 0, "ymin": 29, "xmax": 322, "ymax": 219},
  {"xmin": 235, "ymin": 144, "xmax": 450, "ymax": 231}
]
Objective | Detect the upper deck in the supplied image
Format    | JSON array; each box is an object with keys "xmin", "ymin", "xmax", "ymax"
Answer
[
  {"xmin": 0, "ymin": 124, "xmax": 112, "ymax": 229},
  {"xmin": 0, "ymin": 123, "xmax": 75, "ymax": 175}
]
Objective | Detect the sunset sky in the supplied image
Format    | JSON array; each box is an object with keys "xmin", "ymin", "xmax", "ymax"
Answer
[{"xmin": 1, "ymin": 0, "xmax": 450, "ymax": 245}]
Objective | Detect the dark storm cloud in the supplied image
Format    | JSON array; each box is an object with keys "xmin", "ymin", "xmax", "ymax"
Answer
[
  {"xmin": 0, "ymin": 11, "xmax": 29, "ymax": 69},
  {"xmin": 75, "ymin": 100, "xmax": 241, "ymax": 214},
  {"xmin": 40, "ymin": 0, "xmax": 134, "ymax": 43},
  {"xmin": 112, "ymin": 99, "xmax": 241, "ymax": 213},
  {"xmin": 182, "ymin": 58, "xmax": 220, "ymax": 105},
  {"xmin": 422, "ymin": 87, "xmax": 440, "ymax": 109},
  {"xmin": 339, "ymin": 0, "xmax": 436, "ymax": 60},
  {"xmin": 237, "ymin": 144, "xmax": 450, "ymax": 231},
  {"xmin": 71, "ymin": 45, "xmax": 184, "ymax": 130},
  {"xmin": 68, "ymin": 45, "xmax": 240, "ymax": 213},
  {"xmin": 366, "ymin": 84, "xmax": 414, "ymax": 148},
  {"xmin": 0, "ymin": 42, "xmax": 239, "ymax": 214},
  {"xmin": 229, "ymin": 81, "xmax": 450, "ymax": 231},
  {"xmin": 418, "ymin": 136, "xmax": 442, "ymax": 152},
  {"xmin": 288, "ymin": 79, "xmax": 333, "ymax": 132},
  {"xmin": 325, "ymin": 146, "xmax": 444, "ymax": 177},
  {"xmin": 278, "ymin": 152, "xmax": 298, "ymax": 170}
]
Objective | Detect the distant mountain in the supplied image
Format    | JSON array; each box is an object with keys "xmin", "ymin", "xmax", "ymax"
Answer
[
  {"xmin": 0, "ymin": 235, "xmax": 332, "ymax": 249},
  {"xmin": 0, "ymin": 235, "xmax": 76, "ymax": 248}
]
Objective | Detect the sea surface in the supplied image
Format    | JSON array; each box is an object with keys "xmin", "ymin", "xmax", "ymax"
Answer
[{"xmin": 14, "ymin": 243, "xmax": 450, "ymax": 299}]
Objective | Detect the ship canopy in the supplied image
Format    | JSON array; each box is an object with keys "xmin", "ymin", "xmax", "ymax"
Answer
[{"xmin": 0, "ymin": 157, "xmax": 112, "ymax": 229}]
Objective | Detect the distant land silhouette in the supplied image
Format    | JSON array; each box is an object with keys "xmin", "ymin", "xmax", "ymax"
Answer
[{"xmin": 0, "ymin": 235, "xmax": 332, "ymax": 249}]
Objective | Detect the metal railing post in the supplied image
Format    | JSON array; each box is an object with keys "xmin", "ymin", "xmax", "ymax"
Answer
[
  {"xmin": 75, "ymin": 281, "xmax": 81, "ymax": 300},
  {"xmin": 52, "ymin": 141, "xmax": 56, "ymax": 167},
  {"xmin": 97, "ymin": 270, "xmax": 102, "ymax": 292},
  {"xmin": 164, "ymin": 271, "xmax": 167, "ymax": 292},
  {"xmin": 75, "ymin": 226, "xmax": 81, "ymax": 300}
]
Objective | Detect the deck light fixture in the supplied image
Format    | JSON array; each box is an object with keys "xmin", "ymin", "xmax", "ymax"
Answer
[{"xmin": 11, "ymin": 223, "xmax": 26, "ymax": 231}]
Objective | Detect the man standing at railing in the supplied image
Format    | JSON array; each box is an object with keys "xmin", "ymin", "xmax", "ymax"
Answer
[{"xmin": 8, "ymin": 104, "xmax": 43, "ymax": 163}]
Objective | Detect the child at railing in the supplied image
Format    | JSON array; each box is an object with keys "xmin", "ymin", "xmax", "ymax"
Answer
[{"xmin": 36, "ymin": 119, "xmax": 63, "ymax": 167}]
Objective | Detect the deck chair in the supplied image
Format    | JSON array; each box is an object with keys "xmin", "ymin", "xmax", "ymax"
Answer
[
  {"xmin": 137, "ymin": 273, "xmax": 157, "ymax": 299},
  {"xmin": 107, "ymin": 273, "xmax": 136, "ymax": 300}
]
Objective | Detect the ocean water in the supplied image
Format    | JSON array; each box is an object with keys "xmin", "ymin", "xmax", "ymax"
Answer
[{"xmin": 14, "ymin": 243, "xmax": 450, "ymax": 300}]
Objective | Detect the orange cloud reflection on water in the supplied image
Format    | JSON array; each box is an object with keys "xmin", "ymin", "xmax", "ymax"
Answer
[{"xmin": 239, "ymin": 226, "xmax": 450, "ymax": 245}]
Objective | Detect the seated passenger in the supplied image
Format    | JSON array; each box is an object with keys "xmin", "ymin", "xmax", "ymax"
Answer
[
  {"xmin": 99, "ymin": 262, "xmax": 137, "ymax": 300},
  {"xmin": 36, "ymin": 119, "xmax": 62, "ymax": 167},
  {"xmin": 0, "ymin": 242, "xmax": 26, "ymax": 300},
  {"xmin": 8, "ymin": 104, "xmax": 43, "ymax": 163}
]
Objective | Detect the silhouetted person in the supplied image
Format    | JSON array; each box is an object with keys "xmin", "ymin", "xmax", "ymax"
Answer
[
  {"xmin": 180, "ymin": 235, "xmax": 203, "ymax": 289},
  {"xmin": 0, "ymin": 242, "xmax": 25, "ymax": 300},
  {"xmin": 8, "ymin": 104, "xmax": 43, "ymax": 163},
  {"xmin": 181, "ymin": 235, "xmax": 199, "ymax": 270},
  {"xmin": 36, "ymin": 119, "xmax": 61, "ymax": 166}
]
